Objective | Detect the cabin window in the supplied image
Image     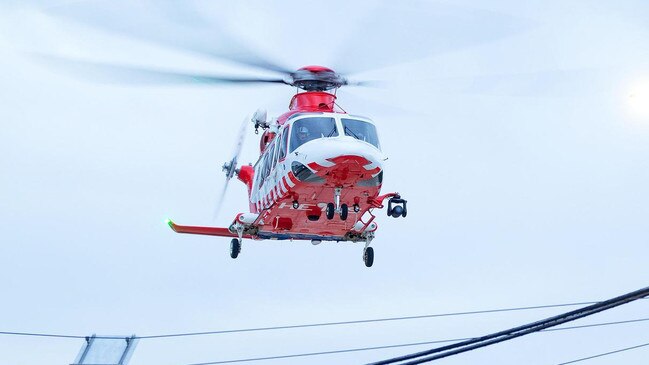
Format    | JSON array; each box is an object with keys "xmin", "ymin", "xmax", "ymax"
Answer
[
  {"xmin": 268, "ymin": 140, "xmax": 277, "ymax": 172},
  {"xmin": 341, "ymin": 118, "xmax": 380, "ymax": 149},
  {"xmin": 277, "ymin": 127, "xmax": 289, "ymax": 161},
  {"xmin": 271, "ymin": 137, "xmax": 280, "ymax": 170},
  {"xmin": 255, "ymin": 156, "xmax": 265, "ymax": 189},
  {"xmin": 261, "ymin": 142, "xmax": 273, "ymax": 184},
  {"xmin": 289, "ymin": 117, "xmax": 338, "ymax": 152}
]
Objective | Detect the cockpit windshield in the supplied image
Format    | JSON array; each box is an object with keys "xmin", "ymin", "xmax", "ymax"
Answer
[
  {"xmin": 341, "ymin": 118, "xmax": 380, "ymax": 149},
  {"xmin": 289, "ymin": 117, "xmax": 338, "ymax": 152}
]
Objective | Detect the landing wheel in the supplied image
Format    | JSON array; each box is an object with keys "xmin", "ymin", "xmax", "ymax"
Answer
[
  {"xmin": 363, "ymin": 247, "xmax": 374, "ymax": 267},
  {"xmin": 230, "ymin": 238, "xmax": 241, "ymax": 259},
  {"xmin": 340, "ymin": 204, "xmax": 348, "ymax": 220},
  {"xmin": 326, "ymin": 203, "xmax": 335, "ymax": 220}
]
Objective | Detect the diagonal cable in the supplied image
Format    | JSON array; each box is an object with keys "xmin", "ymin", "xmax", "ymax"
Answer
[
  {"xmin": 180, "ymin": 317, "xmax": 649, "ymax": 365},
  {"xmin": 367, "ymin": 286, "xmax": 649, "ymax": 365},
  {"xmin": 557, "ymin": 340, "xmax": 649, "ymax": 365}
]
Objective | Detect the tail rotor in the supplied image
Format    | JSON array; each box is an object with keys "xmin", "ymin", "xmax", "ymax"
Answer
[{"xmin": 214, "ymin": 116, "xmax": 248, "ymax": 220}]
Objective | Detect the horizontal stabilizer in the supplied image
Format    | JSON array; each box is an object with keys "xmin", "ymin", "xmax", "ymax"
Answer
[{"xmin": 166, "ymin": 219, "xmax": 253, "ymax": 239}]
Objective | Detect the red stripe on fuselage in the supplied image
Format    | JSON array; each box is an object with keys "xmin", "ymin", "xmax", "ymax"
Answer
[{"xmin": 287, "ymin": 172, "xmax": 299, "ymax": 185}]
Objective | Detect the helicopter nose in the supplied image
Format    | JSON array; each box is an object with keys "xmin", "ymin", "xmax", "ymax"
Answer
[{"xmin": 293, "ymin": 137, "xmax": 383, "ymax": 186}]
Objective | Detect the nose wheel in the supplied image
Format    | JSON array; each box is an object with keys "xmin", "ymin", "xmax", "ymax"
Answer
[
  {"xmin": 325, "ymin": 187, "xmax": 349, "ymax": 221},
  {"xmin": 325, "ymin": 202, "xmax": 349, "ymax": 220},
  {"xmin": 326, "ymin": 203, "xmax": 335, "ymax": 220},
  {"xmin": 340, "ymin": 204, "xmax": 348, "ymax": 220}
]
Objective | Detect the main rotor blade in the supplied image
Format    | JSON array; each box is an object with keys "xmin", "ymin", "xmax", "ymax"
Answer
[
  {"xmin": 345, "ymin": 80, "xmax": 384, "ymax": 88},
  {"xmin": 44, "ymin": 0, "xmax": 294, "ymax": 75},
  {"xmin": 35, "ymin": 54, "xmax": 288, "ymax": 86},
  {"xmin": 331, "ymin": 1, "xmax": 530, "ymax": 76},
  {"xmin": 411, "ymin": 68, "xmax": 618, "ymax": 98}
]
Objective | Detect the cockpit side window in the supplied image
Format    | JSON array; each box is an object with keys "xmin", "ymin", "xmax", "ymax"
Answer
[
  {"xmin": 255, "ymin": 155, "xmax": 265, "ymax": 189},
  {"xmin": 269, "ymin": 141, "xmax": 276, "ymax": 169},
  {"xmin": 261, "ymin": 141, "xmax": 274, "ymax": 186},
  {"xmin": 271, "ymin": 135, "xmax": 280, "ymax": 170},
  {"xmin": 289, "ymin": 117, "xmax": 338, "ymax": 153},
  {"xmin": 341, "ymin": 118, "xmax": 380, "ymax": 149},
  {"xmin": 277, "ymin": 126, "xmax": 289, "ymax": 161}
]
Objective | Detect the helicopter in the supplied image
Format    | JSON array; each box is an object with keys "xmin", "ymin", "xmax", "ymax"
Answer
[
  {"xmin": 166, "ymin": 65, "xmax": 408, "ymax": 267},
  {"xmin": 29, "ymin": 0, "xmax": 526, "ymax": 267}
]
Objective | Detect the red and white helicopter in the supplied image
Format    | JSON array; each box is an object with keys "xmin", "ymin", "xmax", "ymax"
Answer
[
  {"xmin": 37, "ymin": 1, "xmax": 521, "ymax": 266},
  {"xmin": 167, "ymin": 65, "xmax": 407, "ymax": 267}
]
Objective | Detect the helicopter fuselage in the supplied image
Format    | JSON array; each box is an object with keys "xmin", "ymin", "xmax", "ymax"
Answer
[
  {"xmin": 243, "ymin": 109, "xmax": 385, "ymax": 241},
  {"xmin": 169, "ymin": 87, "xmax": 407, "ymax": 267}
]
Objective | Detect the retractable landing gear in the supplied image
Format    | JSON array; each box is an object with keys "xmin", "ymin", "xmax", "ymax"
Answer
[
  {"xmin": 230, "ymin": 222, "xmax": 245, "ymax": 259},
  {"xmin": 363, "ymin": 233, "xmax": 375, "ymax": 267},
  {"xmin": 230, "ymin": 238, "xmax": 241, "ymax": 259},
  {"xmin": 363, "ymin": 247, "xmax": 374, "ymax": 267},
  {"xmin": 325, "ymin": 187, "xmax": 349, "ymax": 221},
  {"xmin": 326, "ymin": 203, "xmax": 335, "ymax": 220}
]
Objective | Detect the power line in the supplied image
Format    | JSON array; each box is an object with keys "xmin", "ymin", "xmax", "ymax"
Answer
[
  {"xmin": 0, "ymin": 331, "xmax": 86, "ymax": 339},
  {"xmin": 2, "ymin": 298, "xmax": 647, "ymax": 365},
  {"xmin": 367, "ymin": 285, "xmax": 649, "ymax": 365},
  {"xmin": 180, "ymin": 317, "xmax": 649, "ymax": 365},
  {"xmin": 137, "ymin": 301, "xmax": 599, "ymax": 340},
  {"xmin": 557, "ymin": 341, "xmax": 649, "ymax": 365},
  {"xmin": 3, "ymin": 293, "xmax": 647, "ymax": 365},
  {"xmin": 0, "ymin": 300, "xmax": 602, "ymax": 341}
]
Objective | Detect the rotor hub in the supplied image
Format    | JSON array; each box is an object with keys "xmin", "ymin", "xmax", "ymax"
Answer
[{"xmin": 290, "ymin": 66, "xmax": 347, "ymax": 92}]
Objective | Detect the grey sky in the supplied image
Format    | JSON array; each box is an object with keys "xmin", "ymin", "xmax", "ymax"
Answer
[{"xmin": 1, "ymin": 1, "xmax": 648, "ymax": 364}]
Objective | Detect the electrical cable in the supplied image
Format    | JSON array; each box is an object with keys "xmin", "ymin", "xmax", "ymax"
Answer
[
  {"xmin": 0, "ymin": 300, "xmax": 602, "ymax": 340},
  {"xmin": 556, "ymin": 340, "xmax": 649, "ymax": 365},
  {"xmin": 2, "ymin": 291, "xmax": 647, "ymax": 365},
  {"xmin": 0, "ymin": 331, "xmax": 86, "ymax": 339},
  {"xmin": 179, "ymin": 317, "xmax": 649, "ymax": 365},
  {"xmin": 137, "ymin": 301, "xmax": 598, "ymax": 340},
  {"xmin": 367, "ymin": 286, "xmax": 649, "ymax": 365}
]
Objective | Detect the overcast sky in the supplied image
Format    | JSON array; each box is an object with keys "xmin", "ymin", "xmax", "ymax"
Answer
[{"xmin": 1, "ymin": 1, "xmax": 648, "ymax": 364}]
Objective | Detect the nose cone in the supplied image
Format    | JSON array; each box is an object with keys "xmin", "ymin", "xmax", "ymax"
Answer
[{"xmin": 295, "ymin": 137, "xmax": 383, "ymax": 186}]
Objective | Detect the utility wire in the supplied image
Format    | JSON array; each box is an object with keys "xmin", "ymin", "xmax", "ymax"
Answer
[
  {"xmin": 2, "ymin": 300, "xmax": 647, "ymax": 365},
  {"xmin": 367, "ymin": 285, "xmax": 649, "ymax": 365},
  {"xmin": 0, "ymin": 331, "xmax": 86, "ymax": 339},
  {"xmin": 0, "ymin": 300, "xmax": 603, "ymax": 340},
  {"xmin": 557, "ymin": 340, "xmax": 649, "ymax": 365},
  {"xmin": 180, "ymin": 317, "xmax": 649, "ymax": 365},
  {"xmin": 2, "ymin": 293, "xmax": 647, "ymax": 365},
  {"xmin": 138, "ymin": 301, "xmax": 599, "ymax": 340}
]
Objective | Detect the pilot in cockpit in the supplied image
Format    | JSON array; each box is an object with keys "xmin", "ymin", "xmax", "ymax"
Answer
[{"xmin": 297, "ymin": 126, "xmax": 310, "ymax": 142}]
